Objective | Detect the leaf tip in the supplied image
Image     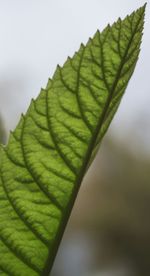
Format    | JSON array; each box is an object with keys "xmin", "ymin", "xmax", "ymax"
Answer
[
  {"xmin": 143, "ymin": 2, "xmax": 147, "ymax": 15},
  {"xmin": 139, "ymin": 2, "xmax": 147, "ymax": 14}
]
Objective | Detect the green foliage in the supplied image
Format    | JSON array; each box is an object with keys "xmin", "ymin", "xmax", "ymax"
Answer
[{"xmin": 0, "ymin": 5, "xmax": 145, "ymax": 276}]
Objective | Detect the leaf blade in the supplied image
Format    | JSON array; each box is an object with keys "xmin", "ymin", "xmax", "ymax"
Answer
[{"xmin": 0, "ymin": 5, "xmax": 146, "ymax": 275}]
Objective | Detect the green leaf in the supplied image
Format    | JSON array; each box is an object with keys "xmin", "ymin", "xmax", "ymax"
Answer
[{"xmin": 0, "ymin": 5, "xmax": 146, "ymax": 276}]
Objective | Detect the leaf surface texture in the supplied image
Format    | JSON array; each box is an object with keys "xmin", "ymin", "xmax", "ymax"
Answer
[{"xmin": 0, "ymin": 5, "xmax": 145, "ymax": 276}]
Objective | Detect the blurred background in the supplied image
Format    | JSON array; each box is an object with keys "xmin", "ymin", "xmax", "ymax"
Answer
[{"xmin": 0, "ymin": 1, "xmax": 149, "ymax": 275}]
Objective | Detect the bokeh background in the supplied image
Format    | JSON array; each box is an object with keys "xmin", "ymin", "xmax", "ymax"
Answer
[{"xmin": 0, "ymin": 1, "xmax": 149, "ymax": 275}]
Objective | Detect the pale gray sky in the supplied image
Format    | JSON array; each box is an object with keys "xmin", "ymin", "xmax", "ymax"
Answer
[{"xmin": 0, "ymin": 0, "xmax": 149, "ymax": 152}]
